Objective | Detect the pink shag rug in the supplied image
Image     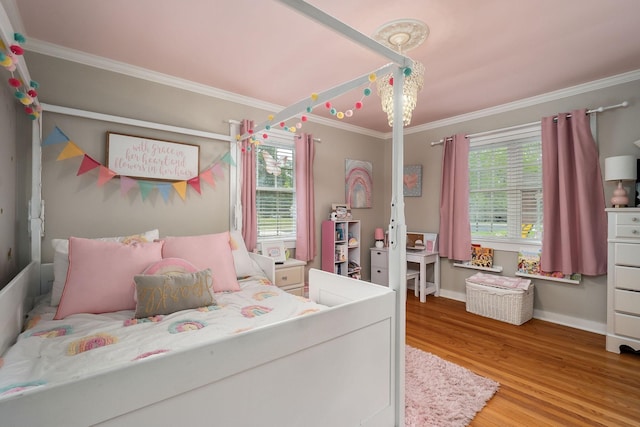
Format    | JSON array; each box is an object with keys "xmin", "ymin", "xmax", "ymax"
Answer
[{"xmin": 405, "ymin": 345, "xmax": 499, "ymax": 427}]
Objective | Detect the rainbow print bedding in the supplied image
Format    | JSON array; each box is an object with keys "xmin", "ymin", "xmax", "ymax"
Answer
[{"xmin": 0, "ymin": 275, "xmax": 326, "ymax": 399}]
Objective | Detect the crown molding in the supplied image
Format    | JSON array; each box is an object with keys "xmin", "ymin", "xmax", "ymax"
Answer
[
  {"xmin": 403, "ymin": 69, "xmax": 640, "ymax": 137},
  {"xmin": 25, "ymin": 39, "xmax": 387, "ymax": 140},
  {"xmin": 25, "ymin": 38, "xmax": 639, "ymax": 141}
]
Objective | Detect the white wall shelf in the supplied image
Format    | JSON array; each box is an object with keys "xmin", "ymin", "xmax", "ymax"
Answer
[
  {"xmin": 453, "ymin": 262, "xmax": 503, "ymax": 273},
  {"xmin": 515, "ymin": 272, "xmax": 580, "ymax": 285}
]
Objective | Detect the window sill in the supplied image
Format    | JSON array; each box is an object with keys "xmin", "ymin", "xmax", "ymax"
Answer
[
  {"xmin": 453, "ymin": 262, "xmax": 503, "ymax": 273},
  {"xmin": 514, "ymin": 272, "xmax": 580, "ymax": 284},
  {"xmin": 471, "ymin": 239, "xmax": 541, "ymax": 253}
]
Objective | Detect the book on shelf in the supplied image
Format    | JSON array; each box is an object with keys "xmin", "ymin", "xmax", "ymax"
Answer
[
  {"xmin": 517, "ymin": 248, "xmax": 582, "ymax": 282},
  {"xmin": 335, "ymin": 245, "xmax": 347, "ymax": 262}
]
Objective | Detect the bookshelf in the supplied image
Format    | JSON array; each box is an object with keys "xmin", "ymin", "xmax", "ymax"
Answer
[{"xmin": 321, "ymin": 219, "xmax": 361, "ymax": 279}]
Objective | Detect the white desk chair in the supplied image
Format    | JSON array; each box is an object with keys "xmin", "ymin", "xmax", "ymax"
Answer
[{"xmin": 406, "ymin": 269, "xmax": 422, "ymax": 301}]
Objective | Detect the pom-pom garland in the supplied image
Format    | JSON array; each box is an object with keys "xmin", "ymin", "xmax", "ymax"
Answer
[{"xmin": 1, "ymin": 33, "xmax": 42, "ymax": 119}]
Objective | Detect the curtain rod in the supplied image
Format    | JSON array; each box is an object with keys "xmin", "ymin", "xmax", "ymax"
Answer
[{"xmin": 429, "ymin": 101, "xmax": 629, "ymax": 146}]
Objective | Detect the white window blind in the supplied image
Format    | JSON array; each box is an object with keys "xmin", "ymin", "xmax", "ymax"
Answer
[
  {"xmin": 468, "ymin": 124, "xmax": 543, "ymax": 243},
  {"xmin": 256, "ymin": 139, "xmax": 296, "ymax": 240}
]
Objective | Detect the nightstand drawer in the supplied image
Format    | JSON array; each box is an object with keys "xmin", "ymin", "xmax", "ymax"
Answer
[
  {"xmin": 275, "ymin": 266, "xmax": 303, "ymax": 287},
  {"xmin": 614, "ymin": 243, "xmax": 640, "ymax": 267},
  {"xmin": 614, "ymin": 266, "xmax": 640, "ymax": 291},
  {"xmin": 613, "ymin": 312, "xmax": 640, "ymax": 339},
  {"xmin": 615, "ymin": 226, "xmax": 640, "ymax": 239},
  {"xmin": 371, "ymin": 267, "xmax": 388, "ymax": 286},
  {"xmin": 614, "ymin": 289, "xmax": 640, "ymax": 316},
  {"xmin": 371, "ymin": 250, "xmax": 388, "ymax": 269}
]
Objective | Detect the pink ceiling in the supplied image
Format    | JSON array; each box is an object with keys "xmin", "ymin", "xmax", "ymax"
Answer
[{"xmin": 13, "ymin": 0, "xmax": 640, "ymax": 133}]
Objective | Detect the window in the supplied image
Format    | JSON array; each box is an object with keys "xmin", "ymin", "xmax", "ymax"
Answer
[
  {"xmin": 468, "ymin": 124, "xmax": 543, "ymax": 244},
  {"xmin": 256, "ymin": 138, "xmax": 296, "ymax": 241}
]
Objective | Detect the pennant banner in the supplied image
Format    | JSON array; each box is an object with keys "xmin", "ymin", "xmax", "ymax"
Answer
[{"xmin": 44, "ymin": 126, "xmax": 230, "ymax": 203}]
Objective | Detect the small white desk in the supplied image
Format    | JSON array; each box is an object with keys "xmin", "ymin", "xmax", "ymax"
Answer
[{"xmin": 370, "ymin": 247, "xmax": 440, "ymax": 302}]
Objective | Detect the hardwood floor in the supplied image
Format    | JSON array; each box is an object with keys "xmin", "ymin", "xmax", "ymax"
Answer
[{"xmin": 406, "ymin": 295, "xmax": 640, "ymax": 427}]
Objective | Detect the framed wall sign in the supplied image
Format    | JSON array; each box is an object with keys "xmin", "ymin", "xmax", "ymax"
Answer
[{"xmin": 107, "ymin": 132, "xmax": 200, "ymax": 181}]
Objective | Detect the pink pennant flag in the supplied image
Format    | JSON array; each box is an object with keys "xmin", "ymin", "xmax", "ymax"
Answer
[
  {"xmin": 97, "ymin": 166, "xmax": 117, "ymax": 186},
  {"xmin": 200, "ymin": 169, "xmax": 216, "ymax": 188},
  {"xmin": 187, "ymin": 176, "xmax": 202, "ymax": 194},
  {"xmin": 212, "ymin": 162, "xmax": 224, "ymax": 178},
  {"xmin": 120, "ymin": 176, "xmax": 137, "ymax": 196},
  {"xmin": 77, "ymin": 155, "xmax": 101, "ymax": 176}
]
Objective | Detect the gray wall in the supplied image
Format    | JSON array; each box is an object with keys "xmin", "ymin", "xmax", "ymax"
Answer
[
  {"xmin": 384, "ymin": 79, "xmax": 640, "ymax": 331},
  {"xmin": 0, "ymin": 80, "xmax": 18, "ymax": 289},
  {"xmin": 24, "ymin": 52, "xmax": 387, "ymax": 278}
]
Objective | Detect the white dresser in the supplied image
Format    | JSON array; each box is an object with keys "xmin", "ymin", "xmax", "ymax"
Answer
[{"xmin": 606, "ymin": 208, "xmax": 640, "ymax": 353}]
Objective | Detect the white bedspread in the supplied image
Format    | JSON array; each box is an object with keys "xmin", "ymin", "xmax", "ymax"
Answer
[{"xmin": 0, "ymin": 275, "xmax": 326, "ymax": 399}]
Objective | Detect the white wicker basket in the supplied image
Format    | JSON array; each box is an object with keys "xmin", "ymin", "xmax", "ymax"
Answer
[{"xmin": 465, "ymin": 280, "xmax": 534, "ymax": 325}]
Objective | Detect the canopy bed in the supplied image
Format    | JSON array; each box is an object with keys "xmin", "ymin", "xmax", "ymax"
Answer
[{"xmin": 0, "ymin": 1, "xmax": 411, "ymax": 425}]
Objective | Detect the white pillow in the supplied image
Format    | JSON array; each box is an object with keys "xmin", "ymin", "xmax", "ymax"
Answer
[
  {"xmin": 50, "ymin": 229, "xmax": 160, "ymax": 306},
  {"xmin": 229, "ymin": 230, "xmax": 264, "ymax": 278}
]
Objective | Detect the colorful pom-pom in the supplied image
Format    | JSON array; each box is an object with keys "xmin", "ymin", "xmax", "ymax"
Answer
[
  {"xmin": 248, "ymin": 129, "xmax": 254, "ymax": 134},
  {"xmin": 265, "ymin": 124, "xmax": 271, "ymax": 130},
  {"xmin": 14, "ymin": 33, "xmax": 26, "ymax": 44},
  {"xmin": 337, "ymin": 112, "xmax": 344, "ymax": 119},
  {"xmin": 363, "ymin": 88, "xmax": 371, "ymax": 96},
  {"xmin": 20, "ymin": 96, "xmax": 33, "ymax": 105},
  {"xmin": 310, "ymin": 93, "xmax": 318, "ymax": 101},
  {"xmin": 0, "ymin": 55, "xmax": 13, "ymax": 68},
  {"xmin": 262, "ymin": 133, "xmax": 268, "ymax": 139},
  {"xmin": 325, "ymin": 101, "xmax": 331, "ymax": 109},
  {"xmin": 329, "ymin": 107, "xmax": 337, "ymax": 115},
  {"xmin": 9, "ymin": 45, "xmax": 24, "ymax": 55},
  {"xmin": 345, "ymin": 110, "xmax": 353, "ymax": 117},
  {"xmin": 355, "ymin": 101, "xmax": 363, "ymax": 110},
  {"xmin": 8, "ymin": 77, "xmax": 21, "ymax": 88},
  {"xmin": 27, "ymin": 89, "xmax": 37, "ymax": 97},
  {"xmin": 306, "ymin": 106, "xmax": 312, "ymax": 113},
  {"xmin": 25, "ymin": 106, "xmax": 33, "ymax": 114},
  {"xmin": 369, "ymin": 73, "xmax": 377, "ymax": 82},
  {"xmin": 301, "ymin": 115, "xmax": 308, "ymax": 122},
  {"xmin": 389, "ymin": 77, "xmax": 394, "ymax": 86},
  {"xmin": 289, "ymin": 126, "xmax": 296, "ymax": 132},
  {"xmin": 268, "ymin": 114, "xmax": 274, "ymax": 121},
  {"xmin": 30, "ymin": 80, "xmax": 39, "ymax": 89},
  {"xmin": 236, "ymin": 134, "xmax": 241, "ymax": 141},
  {"xmin": 14, "ymin": 90, "xmax": 25, "ymax": 99},
  {"xmin": 404, "ymin": 67, "xmax": 412, "ymax": 77},
  {"xmin": 279, "ymin": 121, "xmax": 285, "ymax": 127},
  {"xmin": 296, "ymin": 122, "xmax": 302, "ymax": 129}
]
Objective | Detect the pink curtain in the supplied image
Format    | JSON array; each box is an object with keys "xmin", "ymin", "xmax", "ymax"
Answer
[
  {"xmin": 240, "ymin": 119, "xmax": 257, "ymax": 252},
  {"xmin": 540, "ymin": 109, "xmax": 607, "ymax": 275},
  {"xmin": 294, "ymin": 133, "xmax": 316, "ymax": 262},
  {"xmin": 439, "ymin": 133, "xmax": 472, "ymax": 261}
]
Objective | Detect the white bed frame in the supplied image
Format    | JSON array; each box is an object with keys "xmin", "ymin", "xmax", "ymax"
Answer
[
  {"xmin": 1, "ymin": 1, "xmax": 412, "ymax": 425},
  {"xmin": 0, "ymin": 265, "xmax": 396, "ymax": 427}
]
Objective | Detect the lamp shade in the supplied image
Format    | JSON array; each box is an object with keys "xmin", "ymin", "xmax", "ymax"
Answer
[
  {"xmin": 605, "ymin": 155, "xmax": 637, "ymax": 181},
  {"xmin": 374, "ymin": 228, "xmax": 384, "ymax": 240}
]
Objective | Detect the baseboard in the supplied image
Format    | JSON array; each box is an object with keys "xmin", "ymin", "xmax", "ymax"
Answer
[{"xmin": 434, "ymin": 290, "xmax": 606, "ymax": 335}]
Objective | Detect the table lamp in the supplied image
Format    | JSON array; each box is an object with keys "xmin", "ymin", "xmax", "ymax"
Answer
[
  {"xmin": 605, "ymin": 155, "xmax": 637, "ymax": 207},
  {"xmin": 374, "ymin": 228, "xmax": 385, "ymax": 248}
]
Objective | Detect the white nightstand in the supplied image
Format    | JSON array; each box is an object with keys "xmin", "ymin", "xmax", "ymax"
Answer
[{"xmin": 275, "ymin": 259, "xmax": 307, "ymax": 296}]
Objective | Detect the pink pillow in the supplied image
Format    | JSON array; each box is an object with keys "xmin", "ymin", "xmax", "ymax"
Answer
[
  {"xmin": 55, "ymin": 237, "xmax": 164, "ymax": 319},
  {"xmin": 162, "ymin": 232, "xmax": 240, "ymax": 292}
]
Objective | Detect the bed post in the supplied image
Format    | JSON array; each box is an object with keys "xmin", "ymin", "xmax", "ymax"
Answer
[
  {"xmin": 387, "ymin": 64, "xmax": 407, "ymax": 426},
  {"xmin": 29, "ymin": 100, "xmax": 43, "ymax": 298}
]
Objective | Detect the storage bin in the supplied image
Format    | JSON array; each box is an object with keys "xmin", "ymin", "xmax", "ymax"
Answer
[{"xmin": 465, "ymin": 276, "xmax": 534, "ymax": 325}]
